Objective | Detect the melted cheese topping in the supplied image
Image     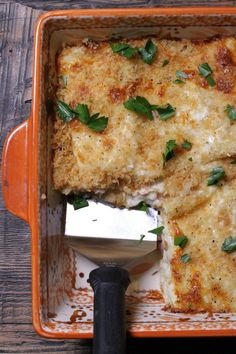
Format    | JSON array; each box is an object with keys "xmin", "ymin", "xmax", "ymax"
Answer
[
  {"xmin": 53, "ymin": 37, "xmax": 236, "ymax": 312},
  {"xmin": 161, "ymin": 179, "xmax": 236, "ymax": 312},
  {"xmin": 54, "ymin": 38, "xmax": 236, "ymax": 197}
]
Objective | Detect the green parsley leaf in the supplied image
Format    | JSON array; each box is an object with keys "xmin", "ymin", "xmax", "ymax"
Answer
[
  {"xmin": 87, "ymin": 117, "xmax": 108, "ymax": 132},
  {"xmin": 230, "ymin": 160, "xmax": 236, "ymax": 164},
  {"xmin": 57, "ymin": 100, "xmax": 76, "ymax": 122},
  {"xmin": 56, "ymin": 101, "xmax": 108, "ymax": 132},
  {"xmin": 148, "ymin": 226, "xmax": 165, "ymax": 237},
  {"xmin": 135, "ymin": 96, "xmax": 157, "ymax": 109},
  {"xmin": 110, "ymin": 40, "xmax": 157, "ymax": 64},
  {"xmin": 162, "ymin": 59, "xmax": 169, "ymax": 67},
  {"xmin": 181, "ymin": 140, "xmax": 192, "ymax": 150},
  {"xmin": 122, "ymin": 47, "xmax": 138, "ymax": 58},
  {"xmin": 139, "ymin": 234, "xmax": 146, "ymax": 243},
  {"xmin": 198, "ymin": 63, "xmax": 213, "ymax": 78},
  {"xmin": 176, "ymin": 70, "xmax": 189, "ymax": 79},
  {"xmin": 206, "ymin": 75, "xmax": 216, "ymax": 87},
  {"xmin": 174, "ymin": 79, "xmax": 185, "ymax": 84},
  {"xmin": 207, "ymin": 166, "xmax": 226, "ymax": 186},
  {"xmin": 90, "ymin": 113, "xmax": 100, "ymax": 120},
  {"xmin": 75, "ymin": 103, "xmax": 90, "ymax": 124},
  {"xmin": 138, "ymin": 39, "xmax": 157, "ymax": 65},
  {"xmin": 163, "ymin": 140, "xmax": 177, "ymax": 164},
  {"xmin": 124, "ymin": 96, "xmax": 158, "ymax": 120},
  {"xmin": 132, "ymin": 201, "xmax": 149, "ymax": 213},
  {"xmin": 156, "ymin": 104, "xmax": 176, "ymax": 121},
  {"xmin": 180, "ymin": 254, "xmax": 191, "ymax": 263},
  {"xmin": 124, "ymin": 97, "xmax": 175, "ymax": 121},
  {"xmin": 221, "ymin": 236, "xmax": 236, "ymax": 253},
  {"xmin": 225, "ymin": 104, "xmax": 236, "ymax": 121},
  {"xmin": 174, "ymin": 236, "xmax": 188, "ymax": 248},
  {"xmin": 110, "ymin": 43, "xmax": 129, "ymax": 52},
  {"xmin": 110, "ymin": 42, "xmax": 137, "ymax": 58},
  {"xmin": 67, "ymin": 195, "xmax": 89, "ymax": 210},
  {"xmin": 198, "ymin": 63, "xmax": 215, "ymax": 87},
  {"xmin": 188, "ymin": 157, "xmax": 193, "ymax": 161}
]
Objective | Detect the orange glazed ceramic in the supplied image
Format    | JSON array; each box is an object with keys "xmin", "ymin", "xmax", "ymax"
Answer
[{"xmin": 2, "ymin": 8, "xmax": 236, "ymax": 339}]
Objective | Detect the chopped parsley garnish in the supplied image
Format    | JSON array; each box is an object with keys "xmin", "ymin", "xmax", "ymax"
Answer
[
  {"xmin": 176, "ymin": 70, "xmax": 189, "ymax": 79},
  {"xmin": 123, "ymin": 96, "xmax": 158, "ymax": 120},
  {"xmin": 230, "ymin": 160, "xmax": 236, "ymax": 164},
  {"xmin": 139, "ymin": 234, "xmax": 146, "ymax": 243},
  {"xmin": 75, "ymin": 103, "xmax": 90, "ymax": 124},
  {"xmin": 124, "ymin": 97, "xmax": 175, "ymax": 121},
  {"xmin": 198, "ymin": 63, "xmax": 215, "ymax": 87},
  {"xmin": 87, "ymin": 117, "xmax": 109, "ymax": 132},
  {"xmin": 138, "ymin": 39, "xmax": 157, "ymax": 65},
  {"xmin": 188, "ymin": 157, "xmax": 193, "ymax": 162},
  {"xmin": 148, "ymin": 226, "xmax": 165, "ymax": 237},
  {"xmin": 174, "ymin": 79, "xmax": 185, "ymax": 85},
  {"xmin": 221, "ymin": 236, "xmax": 236, "ymax": 253},
  {"xmin": 198, "ymin": 62, "xmax": 213, "ymax": 77},
  {"xmin": 174, "ymin": 236, "xmax": 188, "ymax": 248},
  {"xmin": 56, "ymin": 101, "xmax": 108, "ymax": 132},
  {"xmin": 180, "ymin": 254, "xmax": 191, "ymax": 263},
  {"xmin": 109, "ymin": 42, "xmax": 138, "ymax": 59},
  {"xmin": 162, "ymin": 59, "xmax": 169, "ymax": 67},
  {"xmin": 225, "ymin": 104, "xmax": 236, "ymax": 121},
  {"xmin": 156, "ymin": 104, "xmax": 176, "ymax": 121},
  {"xmin": 132, "ymin": 201, "xmax": 149, "ymax": 213},
  {"xmin": 110, "ymin": 39, "xmax": 157, "ymax": 65},
  {"xmin": 181, "ymin": 140, "xmax": 192, "ymax": 150},
  {"xmin": 57, "ymin": 100, "xmax": 76, "ymax": 122},
  {"xmin": 207, "ymin": 166, "xmax": 226, "ymax": 186},
  {"xmin": 162, "ymin": 140, "xmax": 177, "ymax": 164},
  {"xmin": 67, "ymin": 195, "xmax": 89, "ymax": 210},
  {"xmin": 206, "ymin": 75, "xmax": 216, "ymax": 87}
]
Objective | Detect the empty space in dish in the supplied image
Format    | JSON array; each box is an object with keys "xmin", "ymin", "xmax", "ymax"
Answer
[{"xmin": 38, "ymin": 12, "xmax": 236, "ymax": 336}]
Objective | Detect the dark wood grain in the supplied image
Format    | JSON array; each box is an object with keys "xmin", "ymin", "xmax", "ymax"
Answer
[
  {"xmin": 0, "ymin": 1, "xmax": 91, "ymax": 352},
  {"xmin": 3, "ymin": 0, "xmax": 236, "ymax": 10},
  {"xmin": 1, "ymin": 0, "xmax": 236, "ymax": 9},
  {"xmin": 1, "ymin": 0, "xmax": 236, "ymax": 352}
]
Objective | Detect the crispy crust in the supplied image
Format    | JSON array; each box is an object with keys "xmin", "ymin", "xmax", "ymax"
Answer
[{"xmin": 53, "ymin": 37, "xmax": 236, "ymax": 312}]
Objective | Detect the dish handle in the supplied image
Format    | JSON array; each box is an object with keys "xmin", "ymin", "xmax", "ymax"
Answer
[{"xmin": 2, "ymin": 120, "xmax": 30, "ymax": 222}]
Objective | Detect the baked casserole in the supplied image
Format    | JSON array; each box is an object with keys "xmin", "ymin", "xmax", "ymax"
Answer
[{"xmin": 53, "ymin": 37, "xmax": 236, "ymax": 312}]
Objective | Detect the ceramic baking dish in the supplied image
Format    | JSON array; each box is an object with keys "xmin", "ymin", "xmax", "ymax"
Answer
[{"xmin": 2, "ymin": 7, "xmax": 236, "ymax": 339}]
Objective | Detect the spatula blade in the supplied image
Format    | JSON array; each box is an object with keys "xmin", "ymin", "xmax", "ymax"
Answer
[{"xmin": 65, "ymin": 200, "xmax": 160, "ymax": 266}]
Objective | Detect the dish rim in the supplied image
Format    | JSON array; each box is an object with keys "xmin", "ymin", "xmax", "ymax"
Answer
[{"xmin": 21, "ymin": 7, "xmax": 236, "ymax": 338}]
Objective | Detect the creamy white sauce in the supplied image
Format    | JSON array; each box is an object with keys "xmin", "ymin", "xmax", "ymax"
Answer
[
  {"xmin": 160, "ymin": 227, "xmax": 177, "ymax": 306},
  {"xmin": 192, "ymin": 106, "xmax": 209, "ymax": 121},
  {"xmin": 125, "ymin": 181, "xmax": 164, "ymax": 208}
]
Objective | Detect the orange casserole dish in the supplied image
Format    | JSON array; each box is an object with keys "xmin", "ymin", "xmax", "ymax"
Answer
[{"xmin": 2, "ymin": 8, "xmax": 236, "ymax": 338}]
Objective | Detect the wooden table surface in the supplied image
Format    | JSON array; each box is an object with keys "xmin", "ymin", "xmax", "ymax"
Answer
[{"xmin": 1, "ymin": 1, "xmax": 236, "ymax": 352}]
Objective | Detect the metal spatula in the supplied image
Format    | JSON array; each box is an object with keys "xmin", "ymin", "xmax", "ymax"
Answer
[{"xmin": 65, "ymin": 200, "xmax": 159, "ymax": 354}]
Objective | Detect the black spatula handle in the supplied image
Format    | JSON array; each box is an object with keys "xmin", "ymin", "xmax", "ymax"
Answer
[{"xmin": 89, "ymin": 265, "xmax": 130, "ymax": 354}]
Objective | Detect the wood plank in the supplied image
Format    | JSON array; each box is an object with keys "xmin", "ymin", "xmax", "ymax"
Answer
[
  {"xmin": 0, "ymin": 6, "xmax": 39, "ymax": 330},
  {"xmin": 0, "ymin": 210, "xmax": 31, "ymax": 324},
  {"xmin": 0, "ymin": 1, "xmax": 38, "ymax": 142},
  {"xmin": 1, "ymin": 0, "xmax": 235, "ymax": 9},
  {"xmin": 0, "ymin": 324, "xmax": 92, "ymax": 353}
]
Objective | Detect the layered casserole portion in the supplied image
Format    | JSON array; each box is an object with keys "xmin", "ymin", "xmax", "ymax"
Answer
[{"xmin": 53, "ymin": 37, "xmax": 236, "ymax": 312}]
